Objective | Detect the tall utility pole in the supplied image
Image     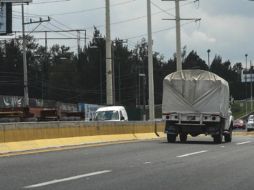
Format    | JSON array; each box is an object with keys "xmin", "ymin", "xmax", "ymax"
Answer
[
  {"xmin": 22, "ymin": 14, "xmax": 50, "ymax": 106},
  {"xmin": 112, "ymin": 39, "xmax": 127, "ymax": 105},
  {"xmin": 175, "ymin": 0, "xmax": 182, "ymax": 71},
  {"xmin": 105, "ymin": 0, "xmax": 113, "ymax": 105},
  {"xmin": 207, "ymin": 49, "xmax": 211, "ymax": 68},
  {"xmin": 251, "ymin": 60, "xmax": 253, "ymax": 111},
  {"xmin": 147, "ymin": 0, "xmax": 155, "ymax": 120},
  {"xmin": 112, "ymin": 47, "xmax": 115, "ymax": 105},
  {"xmin": 21, "ymin": 3, "xmax": 29, "ymax": 107},
  {"xmin": 162, "ymin": 0, "xmax": 200, "ymax": 71},
  {"xmin": 45, "ymin": 31, "xmax": 48, "ymax": 51},
  {"xmin": 84, "ymin": 30, "xmax": 87, "ymax": 49},
  {"xmin": 77, "ymin": 30, "xmax": 81, "ymax": 57},
  {"xmin": 245, "ymin": 54, "xmax": 248, "ymax": 115},
  {"xmin": 139, "ymin": 73, "xmax": 146, "ymax": 121}
]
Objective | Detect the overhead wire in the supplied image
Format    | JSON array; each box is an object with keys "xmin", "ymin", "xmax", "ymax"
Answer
[
  {"xmin": 51, "ymin": 18, "xmax": 74, "ymax": 31},
  {"xmin": 32, "ymin": 0, "xmax": 70, "ymax": 5},
  {"xmin": 12, "ymin": 0, "xmax": 197, "ymax": 34},
  {"xmin": 151, "ymin": 1, "xmax": 175, "ymax": 17},
  {"xmin": 13, "ymin": 0, "xmax": 140, "ymax": 17},
  {"xmin": 82, "ymin": 0, "xmax": 198, "ymax": 32},
  {"xmin": 124, "ymin": 20, "xmax": 197, "ymax": 40}
]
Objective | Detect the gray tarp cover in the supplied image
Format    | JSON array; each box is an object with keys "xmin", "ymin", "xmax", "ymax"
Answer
[{"xmin": 162, "ymin": 70, "xmax": 229, "ymax": 117}]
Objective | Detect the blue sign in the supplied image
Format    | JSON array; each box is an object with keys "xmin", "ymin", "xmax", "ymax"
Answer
[{"xmin": 0, "ymin": 3, "xmax": 12, "ymax": 35}]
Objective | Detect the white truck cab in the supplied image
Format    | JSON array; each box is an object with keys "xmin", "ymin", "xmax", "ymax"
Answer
[{"xmin": 94, "ymin": 106, "xmax": 128, "ymax": 121}]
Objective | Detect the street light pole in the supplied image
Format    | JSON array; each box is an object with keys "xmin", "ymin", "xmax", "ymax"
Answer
[
  {"xmin": 245, "ymin": 54, "xmax": 248, "ymax": 115},
  {"xmin": 112, "ymin": 46, "xmax": 115, "ymax": 105},
  {"xmin": 207, "ymin": 49, "xmax": 211, "ymax": 69},
  {"xmin": 139, "ymin": 73, "xmax": 146, "ymax": 121},
  {"xmin": 147, "ymin": 0, "xmax": 155, "ymax": 120},
  {"xmin": 105, "ymin": 0, "xmax": 113, "ymax": 105},
  {"xmin": 251, "ymin": 60, "xmax": 253, "ymax": 111},
  {"xmin": 118, "ymin": 53, "xmax": 121, "ymax": 105},
  {"xmin": 22, "ymin": 3, "xmax": 29, "ymax": 107},
  {"xmin": 99, "ymin": 50, "xmax": 103, "ymax": 105},
  {"xmin": 175, "ymin": 0, "xmax": 182, "ymax": 71},
  {"xmin": 90, "ymin": 46, "xmax": 103, "ymax": 105}
]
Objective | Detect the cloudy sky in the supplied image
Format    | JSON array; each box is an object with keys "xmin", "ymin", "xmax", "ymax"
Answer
[{"xmin": 10, "ymin": 0, "xmax": 254, "ymax": 65}]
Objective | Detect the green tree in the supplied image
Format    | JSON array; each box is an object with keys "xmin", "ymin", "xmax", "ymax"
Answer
[{"xmin": 183, "ymin": 50, "xmax": 208, "ymax": 70}]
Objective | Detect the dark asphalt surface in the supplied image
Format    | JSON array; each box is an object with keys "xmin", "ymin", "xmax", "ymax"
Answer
[{"xmin": 0, "ymin": 135, "xmax": 254, "ymax": 190}]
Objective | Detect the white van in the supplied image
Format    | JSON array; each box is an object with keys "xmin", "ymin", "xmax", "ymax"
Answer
[{"xmin": 94, "ymin": 106, "xmax": 128, "ymax": 121}]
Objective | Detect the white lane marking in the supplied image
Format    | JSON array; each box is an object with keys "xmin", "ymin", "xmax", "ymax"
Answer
[
  {"xmin": 144, "ymin": 162, "xmax": 151, "ymax": 164},
  {"xmin": 236, "ymin": 141, "xmax": 252, "ymax": 145},
  {"xmin": 24, "ymin": 170, "xmax": 111, "ymax": 189},
  {"xmin": 177, "ymin": 150, "xmax": 208, "ymax": 158},
  {"xmin": 221, "ymin": 146, "xmax": 225, "ymax": 148}
]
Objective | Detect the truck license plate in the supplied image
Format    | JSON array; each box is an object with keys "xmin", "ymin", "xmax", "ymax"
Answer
[{"xmin": 187, "ymin": 116, "xmax": 196, "ymax": 121}]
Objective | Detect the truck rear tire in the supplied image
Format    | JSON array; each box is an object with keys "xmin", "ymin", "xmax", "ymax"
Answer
[
  {"xmin": 213, "ymin": 129, "xmax": 223, "ymax": 144},
  {"xmin": 224, "ymin": 128, "xmax": 232, "ymax": 143},
  {"xmin": 180, "ymin": 134, "xmax": 187, "ymax": 142},
  {"xmin": 167, "ymin": 134, "xmax": 177, "ymax": 143}
]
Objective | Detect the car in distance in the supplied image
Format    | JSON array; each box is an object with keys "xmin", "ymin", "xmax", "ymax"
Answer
[
  {"xmin": 248, "ymin": 114, "xmax": 254, "ymax": 121},
  {"xmin": 233, "ymin": 119, "xmax": 245, "ymax": 129},
  {"xmin": 246, "ymin": 117, "xmax": 254, "ymax": 131},
  {"xmin": 94, "ymin": 106, "xmax": 128, "ymax": 121}
]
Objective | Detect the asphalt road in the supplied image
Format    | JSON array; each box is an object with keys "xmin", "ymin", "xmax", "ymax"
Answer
[{"xmin": 1, "ymin": 135, "xmax": 254, "ymax": 190}]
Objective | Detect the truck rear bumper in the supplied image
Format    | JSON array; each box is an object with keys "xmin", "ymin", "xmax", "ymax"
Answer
[{"xmin": 165, "ymin": 123, "xmax": 221, "ymax": 136}]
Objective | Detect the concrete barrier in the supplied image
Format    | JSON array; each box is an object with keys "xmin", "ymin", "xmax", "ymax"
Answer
[
  {"xmin": 0, "ymin": 124, "xmax": 4, "ymax": 143},
  {"xmin": 0, "ymin": 121, "xmax": 166, "ymax": 143},
  {"xmin": 3, "ymin": 121, "xmax": 254, "ymax": 144},
  {"xmin": 59, "ymin": 121, "xmax": 80, "ymax": 138},
  {"xmin": 233, "ymin": 131, "xmax": 254, "ymax": 136},
  {"xmin": 2, "ymin": 121, "xmax": 254, "ymax": 156}
]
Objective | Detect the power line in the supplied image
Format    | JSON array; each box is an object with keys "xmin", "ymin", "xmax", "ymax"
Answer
[
  {"xmin": 34, "ymin": 37, "xmax": 86, "ymax": 40},
  {"xmin": 82, "ymin": 0, "xmax": 198, "ymax": 30},
  {"xmin": 51, "ymin": 18, "xmax": 73, "ymax": 30},
  {"xmin": 12, "ymin": 29, "xmax": 87, "ymax": 33},
  {"xmin": 151, "ymin": 1, "xmax": 175, "ymax": 17},
  {"xmin": 12, "ymin": 0, "xmax": 196, "ymax": 31},
  {"xmin": 125, "ymin": 20, "xmax": 196, "ymax": 40},
  {"xmin": 42, "ymin": 23, "xmax": 76, "ymax": 38},
  {"xmin": 13, "ymin": 0, "xmax": 140, "ymax": 17},
  {"xmin": 32, "ymin": 0, "xmax": 70, "ymax": 5}
]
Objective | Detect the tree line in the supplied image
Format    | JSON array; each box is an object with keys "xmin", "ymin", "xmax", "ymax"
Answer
[{"xmin": 0, "ymin": 28, "xmax": 248, "ymax": 107}]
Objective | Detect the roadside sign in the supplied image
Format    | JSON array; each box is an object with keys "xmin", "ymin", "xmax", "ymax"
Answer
[
  {"xmin": 0, "ymin": 3, "xmax": 12, "ymax": 35},
  {"xmin": 241, "ymin": 73, "xmax": 254, "ymax": 83}
]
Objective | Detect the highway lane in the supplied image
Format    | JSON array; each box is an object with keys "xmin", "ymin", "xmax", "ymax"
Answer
[{"xmin": 0, "ymin": 135, "xmax": 254, "ymax": 190}]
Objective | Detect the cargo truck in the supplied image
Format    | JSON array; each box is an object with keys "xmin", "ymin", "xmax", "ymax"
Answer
[{"xmin": 162, "ymin": 70, "xmax": 233, "ymax": 144}]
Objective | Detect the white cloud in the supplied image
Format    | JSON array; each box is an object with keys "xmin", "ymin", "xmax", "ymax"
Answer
[{"xmin": 190, "ymin": 31, "xmax": 216, "ymax": 43}]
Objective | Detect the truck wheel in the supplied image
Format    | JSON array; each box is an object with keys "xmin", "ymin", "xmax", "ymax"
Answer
[
  {"xmin": 224, "ymin": 129, "xmax": 232, "ymax": 143},
  {"xmin": 180, "ymin": 134, "xmax": 187, "ymax": 142},
  {"xmin": 167, "ymin": 134, "xmax": 177, "ymax": 143},
  {"xmin": 213, "ymin": 130, "xmax": 223, "ymax": 144}
]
